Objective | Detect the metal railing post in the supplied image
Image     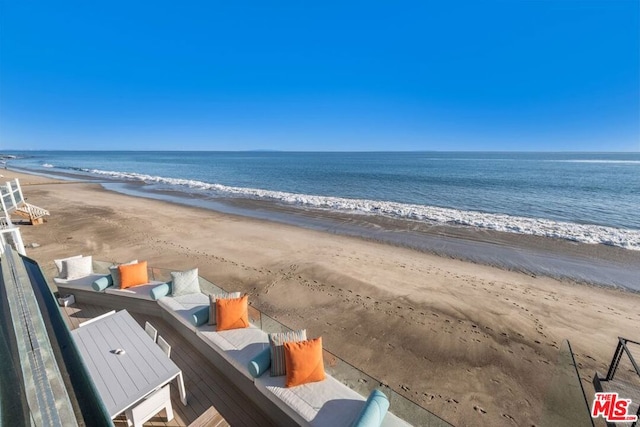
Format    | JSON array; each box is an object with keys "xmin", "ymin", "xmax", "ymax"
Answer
[
  {"xmin": 606, "ymin": 338, "xmax": 624, "ymax": 381},
  {"xmin": 622, "ymin": 339, "xmax": 640, "ymax": 378}
]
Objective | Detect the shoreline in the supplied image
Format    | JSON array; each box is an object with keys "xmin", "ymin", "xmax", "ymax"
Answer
[
  {"xmin": 8, "ymin": 169, "xmax": 640, "ymax": 426},
  {"xmin": 80, "ymin": 177, "xmax": 640, "ymax": 292},
  {"xmin": 8, "ymin": 160, "xmax": 640, "ymax": 250},
  {"xmin": 8, "ymin": 165, "xmax": 640, "ymax": 291}
]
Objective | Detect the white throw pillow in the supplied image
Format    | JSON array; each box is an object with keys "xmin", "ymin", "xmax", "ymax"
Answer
[
  {"xmin": 54, "ymin": 255, "xmax": 83, "ymax": 279},
  {"xmin": 171, "ymin": 268, "xmax": 200, "ymax": 297},
  {"xmin": 65, "ymin": 256, "xmax": 93, "ymax": 280}
]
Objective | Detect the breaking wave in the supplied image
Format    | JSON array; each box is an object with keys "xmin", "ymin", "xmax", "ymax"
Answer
[{"xmin": 81, "ymin": 168, "xmax": 640, "ymax": 251}]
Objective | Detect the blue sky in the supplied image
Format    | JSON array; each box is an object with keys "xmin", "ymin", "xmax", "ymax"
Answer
[{"xmin": 1, "ymin": 1, "xmax": 638, "ymax": 151}]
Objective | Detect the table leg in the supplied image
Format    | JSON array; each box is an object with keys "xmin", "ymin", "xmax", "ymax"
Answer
[{"xmin": 177, "ymin": 372, "xmax": 187, "ymax": 405}]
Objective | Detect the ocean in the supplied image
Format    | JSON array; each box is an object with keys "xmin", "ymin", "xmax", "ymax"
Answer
[{"xmin": 4, "ymin": 151, "xmax": 640, "ymax": 289}]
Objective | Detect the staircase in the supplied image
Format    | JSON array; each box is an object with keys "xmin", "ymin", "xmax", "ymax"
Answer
[
  {"xmin": 593, "ymin": 337, "xmax": 640, "ymax": 427},
  {"xmin": 1, "ymin": 178, "xmax": 50, "ymax": 225},
  {"xmin": 14, "ymin": 202, "xmax": 50, "ymax": 225}
]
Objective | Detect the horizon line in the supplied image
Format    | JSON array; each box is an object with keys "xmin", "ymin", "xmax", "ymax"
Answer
[{"xmin": 2, "ymin": 149, "xmax": 639, "ymax": 154}]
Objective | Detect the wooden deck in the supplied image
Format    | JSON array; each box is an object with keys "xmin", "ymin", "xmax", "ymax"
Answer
[{"xmin": 61, "ymin": 303, "xmax": 275, "ymax": 427}]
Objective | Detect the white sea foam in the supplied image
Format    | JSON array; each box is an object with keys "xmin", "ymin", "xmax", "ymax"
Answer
[
  {"xmin": 546, "ymin": 160, "xmax": 640, "ymax": 165},
  {"xmin": 86, "ymin": 168, "xmax": 640, "ymax": 251},
  {"xmin": 42, "ymin": 163, "xmax": 54, "ymax": 168}
]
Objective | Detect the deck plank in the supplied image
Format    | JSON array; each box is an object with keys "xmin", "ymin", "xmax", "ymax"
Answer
[{"xmin": 60, "ymin": 302, "xmax": 268, "ymax": 427}]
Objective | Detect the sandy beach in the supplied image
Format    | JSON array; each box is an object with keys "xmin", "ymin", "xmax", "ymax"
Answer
[{"xmin": 8, "ymin": 169, "xmax": 639, "ymax": 426}]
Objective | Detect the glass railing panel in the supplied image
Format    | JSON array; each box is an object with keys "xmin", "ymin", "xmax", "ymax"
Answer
[
  {"xmin": 148, "ymin": 266, "xmax": 168, "ymax": 282},
  {"xmin": 196, "ymin": 274, "xmax": 226, "ymax": 294},
  {"xmin": 319, "ymin": 346, "xmax": 451, "ymax": 426},
  {"xmin": 322, "ymin": 348, "xmax": 376, "ymax": 396},
  {"xmin": 253, "ymin": 309, "xmax": 451, "ymax": 426},
  {"xmin": 93, "ymin": 260, "xmax": 111, "ymax": 275},
  {"xmin": 247, "ymin": 305, "xmax": 263, "ymax": 329},
  {"xmin": 539, "ymin": 340, "xmax": 594, "ymax": 427},
  {"xmin": 259, "ymin": 311, "xmax": 294, "ymax": 335}
]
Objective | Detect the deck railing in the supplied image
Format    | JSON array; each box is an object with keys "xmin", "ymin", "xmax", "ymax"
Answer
[
  {"xmin": 254, "ymin": 308, "xmax": 452, "ymax": 427},
  {"xmin": 606, "ymin": 337, "xmax": 640, "ymax": 382},
  {"xmin": 95, "ymin": 261, "xmax": 453, "ymax": 427},
  {"xmin": 605, "ymin": 337, "xmax": 640, "ymax": 427},
  {"xmin": 539, "ymin": 340, "xmax": 595, "ymax": 427},
  {"xmin": 1, "ymin": 247, "xmax": 112, "ymax": 426}
]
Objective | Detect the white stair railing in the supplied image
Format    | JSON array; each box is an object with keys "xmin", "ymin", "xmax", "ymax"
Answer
[{"xmin": 2, "ymin": 179, "xmax": 49, "ymax": 224}]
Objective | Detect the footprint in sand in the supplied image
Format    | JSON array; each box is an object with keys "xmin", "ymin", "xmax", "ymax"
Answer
[
  {"xmin": 423, "ymin": 393, "xmax": 436, "ymax": 403},
  {"xmin": 474, "ymin": 405, "xmax": 487, "ymax": 414},
  {"xmin": 502, "ymin": 413, "xmax": 517, "ymax": 424}
]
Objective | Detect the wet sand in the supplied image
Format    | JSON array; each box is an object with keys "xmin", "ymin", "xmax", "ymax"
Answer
[
  {"xmin": 8, "ymin": 170, "xmax": 640, "ymax": 426},
  {"xmin": 102, "ymin": 180, "xmax": 640, "ymax": 291}
]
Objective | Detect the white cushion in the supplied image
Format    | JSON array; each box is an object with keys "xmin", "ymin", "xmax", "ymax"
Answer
[
  {"xmin": 157, "ymin": 293, "xmax": 210, "ymax": 332},
  {"xmin": 54, "ymin": 255, "xmax": 82, "ymax": 279},
  {"xmin": 255, "ymin": 373, "xmax": 365, "ymax": 426},
  {"xmin": 196, "ymin": 325, "xmax": 269, "ymax": 379},
  {"xmin": 65, "ymin": 256, "xmax": 93, "ymax": 280},
  {"xmin": 171, "ymin": 268, "xmax": 200, "ymax": 297},
  {"xmin": 105, "ymin": 281, "xmax": 166, "ymax": 301},
  {"xmin": 54, "ymin": 274, "xmax": 109, "ymax": 291}
]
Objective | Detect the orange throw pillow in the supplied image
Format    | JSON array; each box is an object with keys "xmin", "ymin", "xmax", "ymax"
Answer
[
  {"xmin": 119, "ymin": 261, "xmax": 148, "ymax": 289},
  {"xmin": 284, "ymin": 337, "xmax": 326, "ymax": 387},
  {"xmin": 216, "ymin": 295, "xmax": 249, "ymax": 331}
]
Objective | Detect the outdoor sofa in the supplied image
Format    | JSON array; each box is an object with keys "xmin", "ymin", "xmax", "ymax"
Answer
[{"xmin": 53, "ymin": 256, "xmax": 410, "ymax": 427}]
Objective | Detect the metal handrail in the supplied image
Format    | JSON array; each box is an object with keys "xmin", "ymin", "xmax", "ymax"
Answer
[{"xmin": 605, "ymin": 337, "xmax": 640, "ymax": 381}]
